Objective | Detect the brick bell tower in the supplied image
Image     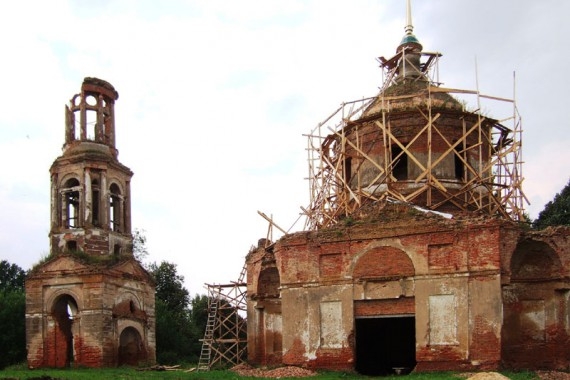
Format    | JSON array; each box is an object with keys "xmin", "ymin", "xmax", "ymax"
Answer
[
  {"xmin": 25, "ymin": 78, "xmax": 156, "ymax": 368},
  {"xmin": 50, "ymin": 77, "xmax": 132, "ymax": 255}
]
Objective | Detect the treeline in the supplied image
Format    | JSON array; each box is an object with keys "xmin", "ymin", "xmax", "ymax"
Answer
[{"xmin": 0, "ymin": 260, "xmax": 26, "ymax": 369}]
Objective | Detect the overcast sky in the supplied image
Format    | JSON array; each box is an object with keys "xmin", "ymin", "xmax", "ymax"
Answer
[{"xmin": 1, "ymin": 0, "xmax": 569, "ymax": 294}]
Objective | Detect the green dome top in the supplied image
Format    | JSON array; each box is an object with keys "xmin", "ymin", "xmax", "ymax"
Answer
[{"xmin": 400, "ymin": 33, "xmax": 421, "ymax": 46}]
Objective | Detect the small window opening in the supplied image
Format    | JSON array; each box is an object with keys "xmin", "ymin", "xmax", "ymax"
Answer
[
  {"xmin": 66, "ymin": 241, "xmax": 77, "ymax": 252},
  {"xmin": 114, "ymin": 244, "xmax": 122, "ymax": 256},
  {"xmin": 454, "ymin": 145, "xmax": 465, "ymax": 180},
  {"xmin": 391, "ymin": 145, "xmax": 408, "ymax": 180}
]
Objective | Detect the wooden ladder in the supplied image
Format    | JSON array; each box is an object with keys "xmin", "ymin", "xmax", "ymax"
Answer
[
  {"xmin": 238, "ymin": 261, "xmax": 247, "ymax": 284},
  {"xmin": 197, "ymin": 296, "xmax": 218, "ymax": 371}
]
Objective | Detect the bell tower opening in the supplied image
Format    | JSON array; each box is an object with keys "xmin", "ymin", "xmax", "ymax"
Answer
[
  {"xmin": 63, "ymin": 178, "xmax": 80, "ymax": 229},
  {"xmin": 110, "ymin": 183, "xmax": 122, "ymax": 233}
]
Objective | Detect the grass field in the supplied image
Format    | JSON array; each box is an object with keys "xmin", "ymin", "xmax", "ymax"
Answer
[{"xmin": 0, "ymin": 363, "xmax": 540, "ymax": 380}]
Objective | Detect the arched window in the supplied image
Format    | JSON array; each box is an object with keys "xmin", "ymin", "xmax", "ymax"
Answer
[
  {"xmin": 109, "ymin": 183, "xmax": 122, "ymax": 232},
  {"xmin": 62, "ymin": 178, "xmax": 80, "ymax": 228},
  {"xmin": 85, "ymin": 95, "xmax": 98, "ymax": 141},
  {"xmin": 454, "ymin": 143, "xmax": 465, "ymax": 180},
  {"xmin": 391, "ymin": 144, "xmax": 408, "ymax": 180}
]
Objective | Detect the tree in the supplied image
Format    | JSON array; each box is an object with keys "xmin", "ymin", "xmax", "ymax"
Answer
[
  {"xmin": 132, "ymin": 228, "xmax": 149, "ymax": 263},
  {"xmin": 148, "ymin": 261, "xmax": 190, "ymax": 314},
  {"xmin": 0, "ymin": 260, "xmax": 26, "ymax": 369},
  {"xmin": 148, "ymin": 261, "xmax": 197, "ymax": 364},
  {"xmin": 132, "ymin": 226, "xmax": 210, "ymax": 364},
  {"xmin": 534, "ymin": 179, "xmax": 570, "ymax": 229},
  {"xmin": 189, "ymin": 294, "xmax": 209, "ymax": 336},
  {"xmin": 189, "ymin": 294, "xmax": 209, "ymax": 357},
  {"xmin": 0, "ymin": 260, "xmax": 26, "ymax": 292}
]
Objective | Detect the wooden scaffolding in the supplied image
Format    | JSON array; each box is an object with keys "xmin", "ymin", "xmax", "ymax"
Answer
[
  {"xmin": 197, "ymin": 265, "xmax": 247, "ymax": 371},
  {"xmin": 303, "ymin": 48, "xmax": 527, "ymax": 230}
]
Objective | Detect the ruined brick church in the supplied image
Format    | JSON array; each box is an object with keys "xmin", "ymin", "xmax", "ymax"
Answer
[
  {"xmin": 246, "ymin": 4, "xmax": 570, "ymax": 375},
  {"xmin": 25, "ymin": 78, "xmax": 156, "ymax": 368}
]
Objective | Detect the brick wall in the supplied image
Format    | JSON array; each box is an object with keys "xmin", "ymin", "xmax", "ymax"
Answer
[
  {"xmin": 26, "ymin": 255, "xmax": 155, "ymax": 368},
  {"xmin": 247, "ymin": 205, "xmax": 570, "ymax": 372}
]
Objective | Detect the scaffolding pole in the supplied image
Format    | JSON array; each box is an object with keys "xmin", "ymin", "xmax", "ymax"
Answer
[
  {"xmin": 197, "ymin": 264, "xmax": 247, "ymax": 371},
  {"xmin": 302, "ymin": 51, "xmax": 527, "ymax": 230}
]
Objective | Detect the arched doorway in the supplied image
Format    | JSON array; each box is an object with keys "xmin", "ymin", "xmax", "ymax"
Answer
[
  {"xmin": 119, "ymin": 327, "xmax": 146, "ymax": 366},
  {"xmin": 353, "ymin": 246, "xmax": 416, "ymax": 375},
  {"xmin": 51, "ymin": 294, "xmax": 78, "ymax": 367}
]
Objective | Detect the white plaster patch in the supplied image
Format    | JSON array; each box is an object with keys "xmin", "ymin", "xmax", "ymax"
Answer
[
  {"xmin": 429, "ymin": 294, "xmax": 458, "ymax": 345},
  {"xmin": 320, "ymin": 301, "xmax": 343, "ymax": 348},
  {"xmin": 301, "ymin": 317, "xmax": 316, "ymax": 360}
]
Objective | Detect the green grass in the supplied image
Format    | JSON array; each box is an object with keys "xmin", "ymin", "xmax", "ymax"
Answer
[{"xmin": 0, "ymin": 363, "xmax": 539, "ymax": 380}]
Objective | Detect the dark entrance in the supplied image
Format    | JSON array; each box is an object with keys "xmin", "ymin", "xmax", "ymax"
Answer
[
  {"xmin": 355, "ymin": 315, "xmax": 416, "ymax": 376},
  {"xmin": 52, "ymin": 295, "xmax": 78, "ymax": 367}
]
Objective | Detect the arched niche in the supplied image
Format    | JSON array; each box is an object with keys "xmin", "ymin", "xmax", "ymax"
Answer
[
  {"xmin": 257, "ymin": 267, "xmax": 280, "ymax": 297},
  {"xmin": 510, "ymin": 239, "xmax": 563, "ymax": 281},
  {"xmin": 118, "ymin": 326, "xmax": 147, "ymax": 366}
]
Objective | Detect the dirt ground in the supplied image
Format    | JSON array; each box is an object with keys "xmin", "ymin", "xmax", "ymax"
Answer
[
  {"xmin": 231, "ymin": 364, "xmax": 317, "ymax": 378},
  {"xmin": 231, "ymin": 365, "xmax": 570, "ymax": 379},
  {"xmin": 535, "ymin": 371, "xmax": 570, "ymax": 380}
]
